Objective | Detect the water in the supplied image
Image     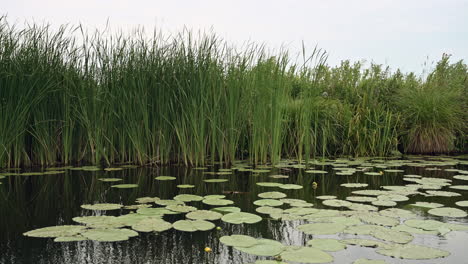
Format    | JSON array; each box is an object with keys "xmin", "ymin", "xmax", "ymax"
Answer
[{"xmin": 1, "ymin": 157, "xmax": 467, "ymax": 264}]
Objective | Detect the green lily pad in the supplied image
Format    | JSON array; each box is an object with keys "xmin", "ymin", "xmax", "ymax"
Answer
[
  {"xmin": 305, "ymin": 170, "xmax": 327, "ymax": 174},
  {"xmin": 371, "ymin": 228, "xmax": 413, "ymax": 244},
  {"xmin": 204, "ymin": 179, "xmax": 228, "ymax": 183},
  {"xmin": 177, "ymin": 184, "xmax": 195, "ymax": 188},
  {"xmin": 449, "ymin": 185, "xmax": 468, "ymax": 190},
  {"xmin": 426, "ymin": 190, "xmax": 461, "ymax": 197},
  {"xmin": 220, "ymin": 234, "xmax": 258, "ymax": 247},
  {"xmin": 376, "ymin": 244, "xmax": 450, "ymax": 260},
  {"xmin": 98, "ymin": 178, "xmax": 122, "ymax": 182},
  {"xmin": 307, "ymin": 238, "xmax": 346, "ymax": 252},
  {"xmin": 155, "ymin": 176, "xmax": 176, "ymax": 181},
  {"xmin": 341, "ymin": 238, "xmax": 389, "ymax": 248},
  {"xmin": 24, "ymin": 225, "xmax": 87, "ymax": 238},
  {"xmin": 72, "ymin": 216, "xmax": 124, "ymax": 228},
  {"xmin": 258, "ymin": 192, "xmax": 287, "ymax": 199},
  {"xmin": 137, "ymin": 207, "xmax": 179, "ymax": 216},
  {"xmin": 316, "ymin": 195, "xmax": 337, "ymax": 200},
  {"xmin": 344, "ymin": 225, "xmax": 384, "ymax": 235},
  {"xmin": 322, "ymin": 199, "xmax": 352, "ymax": 208},
  {"xmin": 256, "ymin": 182, "xmax": 283, "ymax": 187},
  {"xmin": 454, "ymin": 175, "xmax": 468, "ymax": 180},
  {"xmin": 235, "ymin": 239, "xmax": 284, "ymax": 256},
  {"xmin": 341, "ymin": 183, "xmax": 368, "ymax": 188},
  {"xmin": 166, "ymin": 204, "xmax": 197, "ymax": 213},
  {"xmin": 136, "ymin": 197, "xmax": 160, "ymax": 204},
  {"xmin": 391, "ymin": 225, "xmax": 439, "ymax": 235},
  {"xmin": 359, "ymin": 213, "xmax": 399, "ymax": 227},
  {"xmin": 297, "ymin": 223, "xmax": 346, "ymax": 235},
  {"xmin": 253, "ymin": 199, "xmax": 283, "ymax": 207},
  {"xmin": 221, "ymin": 212, "xmax": 262, "ymax": 224},
  {"xmin": 154, "ymin": 199, "xmax": 185, "ymax": 206},
  {"xmin": 283, "ymin": 207, "xmax": 318, "ymax": 216},
  {"xmin": 352, "ymin": 190, "xmax": 389, "ymax": 196},
  {"xmin": 186, "ymin": 210, "xmax": 223, "ymax": 220},
  {"xmin": 172, "ymin": 220, "xmax": 215, "ymax": 232},
  {"xmin": 280, "ymin": 246, "xmax": 334, "ymax": 263},
  {"xmin": 256, "ymin": 206, "xmax": 284, "ymax": 215},
  {"xmin": 54, "ymin": 235, "xmax": 87, "ymax": 242},
  {"xmin": 377, "ymin": 194, "xmax": 408, "ymax": 202},
  {"xmin": 81, "ymin": 203, "xmax": 123, "ymax": 210},
  {"xmin": 211, "ymin": 206, "xmax": 241, "ymax": 214},
  {"xmin": 116, "ymin": 214, "xmax": 159, "ymax": 226},
  {"xmin": 409, "ymin": 201, "xmax": 444, "ymax": 208},
  {"xmin": 132, "ymin": 218, "xmax": 172, "ymax": 232},
  {"xmin": 111, "ymin": 184, "xmax": 138, "ymax": 189},
  {"xmin": 346, "ymin": 196, "xmax": 377, "ymax": 203},
  {"xmin": 455, "ymin": 201, "xmax": 468, "ymax": 207},
  {"xmin": 81, "ymin": 228, "xmax": 138, "ymax": 242},
  {"xmin": 269, "ymin": 174, "xmax": 289, "ymax": 179},
  {"xmin": 372, "ymin": 200, "xmax": 397, "ymax": 207},
  {"xmin": 379, "ymin": 208, "xmax": 417, "ymax": 219},
  {"xmin": 204, "ymin": 195, "xmax": 226, "ymax": 199},
  {"xmin": 174, "ymin": 194, "xmax": 204, "ymax": 202},
  {"xmin": 279, "ymin": 184, "xmax": 303, "ymax": 190},
  {"xmin": 428, "ymin": 207, "xmax": 468, "ymax": 218},
  {"xmin": 203, "ymin": 198, "xmax": 234, "ymax": 206}
]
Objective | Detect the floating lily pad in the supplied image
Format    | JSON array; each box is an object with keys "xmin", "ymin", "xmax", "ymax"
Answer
[
  {"xmin": 81, "ymin": 203, "xmax": 123, "ymax": 210},
  {"xmin": 376, "ymin": 244, "xmax": 450, "ymax": 260},
  {"xmin": 409, "ymin": 202, "xmax": 444, "ymax": 208},
  {"xmin": 177, "ymin": 184, "xmax": 195, "ymax": 189},
  {"xmin": 283, "ymin": 207, "xmax": 318, "ymax": 216},
  {"xmin": 24, "ymin": 225, "xmax": 86, "ymax": 238},
  {"xmin": 111, "ymin": 184, "xmax": 138, "ymax": 189},
  {"xmin": 341, "ymin": 183, "xmax": 368, "ymax": 188},
  {"xmin": 256, "ymin": 182, "xmax": 283, "ymax": 187},
  {"xmin": 322, "ymin": 199, "xmax": 352, "ymax": 208},
  {"xmin": 186, "ymin": 210, "xmax": 223, "ymax": 220},
  {"xmin": 116, "ymin": 214, "xmax": 159, "ymax": 226},
  {"xmin": 154, "ymin": 199, "xmax": 185, "ymax": 206},
  {"xmin": 377, "ymin": 194, "xmax": 408, "ymax": 202},
  {"xmin": 98, "ymin": 178, "xmax": 122, "ymax": 182},
  {"xmin": 173, "ymin": 220, "xmax": 215, "ymax": 232},
  {"xmin": 222, "ymin": 212, "xmax": 262, "ymax": 224},
  {"xmin": 344, "ymin": 225, "xmax": 383, "ymax": 235},
  {"xmin": 298, "ymin": 223, "xmax": 346, "ymax": 235},
  {"xmin": 352, "ymin": 190, "xmax": 389, "ymax": 196},
  {"xmin": 203, "ymin": 198, "xmax": 234, "ymax": 206},
  {"xmin": 372, "ymin": 200, "xmax": 397, "ymax": 207},
  {"xmin": 341, "ymin": 238, "xmax": 389, "ymax": 248},
  {"xmin": 307, "ymin": 238, "xmax": 346, "ymax": 252},
  {"xmin": 305, "ymin": 170, "xmax": 327, "ymax": 174},
  {"xmin": 204, "ymin": 179, "xmax": 228, "ymax": 183},
  {"xmin": 235, "ymin": 239, "xmax": 284, "ymax": 256},
  {"xmin": 455, "ymin": 201, "xmax": 468, "ymax": 207},
  {"xmin": 454, "ymin": 175, "xmax": 468, "ymax": 181},
  {"xmin": 379, "ymin": 208, "xmax": 417, "ymax": 219},
  {"xmin": 346, "ymin": 196, "xmax": 377, "ymax": 203},
  {"xmin": 258, "ymin": 192, "xmax": 287, "ymax": 199},
  {"xmin": 220, "ymin": 234, "xmax": 258, "ymax": 247},
  {"xmin": 426, "ymin": 190, "xmax": 461, "ymax": 197},
  {"xmin": 211, "ymin": 206, "xmax": 241, "ymax": 214},
  {"xmin": 316, "ymin": 195, "xmax": 337, "ymax": 200},
  {"xmin": 279, "ymin": 184, "xmax": 303, "ymax": 190},
  {"xmin": 137, "ymin": 207, "xmax": 179, "ymax": 216},
  {"xmin": 256, "ymin": 206, "xmax": 284, "ymax": 215},
  {"xmin": 72, "ymin": 216, "xmax": 123, "ymax": 228},
  {"xmin": 449, "ymin": 185, "xmax": 468, "ymax": 190},
  {"xmin": 280, "ymin": 246, "xmax": 333, "ymax": 263},
  {"xmin": 359, "ymin": 213, "xmax": 399, "ymax": 227},
  {"xmin": 54, "ymin": 235, "xmax": 87, "ymax": 242},
  {"xmin": 269, "ymin": 174, "xmax": 289, "ymax": 179},
  {"xmin": 136, "ymin": 197, "xmax": 160, "ymax": 204},
  {"xmin": 428, "ymin": 207, "xmax": 468, "ymax": 218},
  {"xmin": 155, "ymin": 176, "xmax": 176, "ymax": 181},
  {"xmin": 132, "ymin": 218, "xmax": 172, "ymax": 232},
  {"xmin": 174, "ymin": 194, "xmax": 204, "ymax": 202},
  {"xmin": 371, "ymin": 228, "xmax": 413, "ymax": 244},
  {"xmin": 391, "ymin": 225, "xmax": 439, "ymax": 235},
  {"xmin": 204, "ymin": 195, "xmax": 226, "ymax": 199},
  {"xmin": 253, "ymin": 199, "xmax": 283, "ymax": 207},
  {"xmin": 81, "ymin": 228, "xmax": 138, "ymax": 242},
  {"xmin": 166, "ymin": 204, "xmax": 197, "ymax": 213}
]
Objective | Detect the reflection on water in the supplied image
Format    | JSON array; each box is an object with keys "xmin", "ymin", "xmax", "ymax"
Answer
[{"xmin": 0, "ymin": 157, "xmax": 467, "ymax": 263}]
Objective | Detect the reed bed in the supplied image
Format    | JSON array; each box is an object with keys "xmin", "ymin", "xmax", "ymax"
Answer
[{"xmin": 0, "ymin": 18, "xmax": 466, "ymax": 167}]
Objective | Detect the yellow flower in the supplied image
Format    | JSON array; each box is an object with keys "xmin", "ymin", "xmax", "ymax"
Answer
[{"xmin": 204, "ymin": 247, "xmax": 212, "ymax": 252}]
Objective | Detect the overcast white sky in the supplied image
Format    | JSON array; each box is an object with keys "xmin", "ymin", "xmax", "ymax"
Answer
[{"xmin": 3, "ymin": 0, "xmax": 468, "ymax": 73}]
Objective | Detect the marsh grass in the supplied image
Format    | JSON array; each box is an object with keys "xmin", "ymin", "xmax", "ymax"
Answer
[{"xmin": 0, "ymin": 18, "xmax": 466, "ymax": 168}]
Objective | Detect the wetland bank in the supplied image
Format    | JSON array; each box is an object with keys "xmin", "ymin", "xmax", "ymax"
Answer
[{"xmin": 0, "ymin": 17, "xmax": 468, "ymax": 264}]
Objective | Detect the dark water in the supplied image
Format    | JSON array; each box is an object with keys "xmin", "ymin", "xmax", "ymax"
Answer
[{"xmin": 1, "ymin": 157, "xmax": 467, "ymax": 264}]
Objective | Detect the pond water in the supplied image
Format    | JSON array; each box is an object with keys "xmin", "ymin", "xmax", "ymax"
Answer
[{"xmin": 1, "ymin": 156, "xmax": 468, "ymax": 264}]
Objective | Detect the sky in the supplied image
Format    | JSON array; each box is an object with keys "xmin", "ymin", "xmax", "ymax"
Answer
[{"xmin": 3, "ymin": 0, "xmax": 468, "ymax": 73}]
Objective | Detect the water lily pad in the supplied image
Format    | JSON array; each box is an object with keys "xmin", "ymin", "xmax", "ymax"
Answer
[
  {"xmin": 372, "ymin": 228, "xmax": 413, "ymax": 244},
  {"xmin": 352, "ymin": 190, "xmax": 389, "ymax": 196},
  {"xmin": 116, "ymin": 214, "xmax": 160, "ymax": 226},
  {"xmin": 305, "ymin": 170, "xmax": 327, "ymax": 174},
  {"xmin": 204, "ymin": 179, "xmax": 228, "ymax": 183},
  {"xmin": 344, "ymin": 225, "xmax": 383, "ymax": 235},
  {"xmin": 54, "ymin": 235, "xmax": 87, "ymax": 242},
  {"xmin": 98, "ymin": 178, "xmax": 122, "ymax": 182},
  {"xmin": 155, "ymin": 176, "xmax": 176, "ymax": 180},
  {"xmin": 211, "ymin": 206, "xmax": 241, "ymax": 214},
  {"xmin": 376, "ymin": 194, "xmax": 408, "ymax": 202},
  {"xmin": 24, "ymin": 225, "xmax": 86, "ymax": 238},
  {"xmin": 372, "ymin": 200, "xmax": 397, "ymax": 207},
  {"xmin": 379, "ymin": 208, "xmax": 416, "ymax": 219},
  {"xmin": 341, "ymin": 183, "xmax": 368, "ymax": 188},
  {"xmin": 341, "ymin": 238, "xmax": 389, "ymax": 248},
  {"xmin": 111, "ymin": 184, "xmax": 138, "ymax": 189},
  {"xmin": 269, "ymin": 174, "xmax": 289, "ymax": 179},
  {"xmin": 426, "ymin": 190, "xmax": 461, "ymax": 197},
  {"xmin": 166, "ymin": 204, "xmax": 197, "ymax": 213},
  {"xmin": 72, "ymin": 216, "xmax": 123, "ymax": 228},
  {"xmin": 298, "ymin": 223, "xmax": 346, "ymax": 235},
  {"xmin": 322, "ymin": 199, "xmax": 352, "ymax": 208},
  {"xmin": 280, "ymin": 246, "xmax": 333, "ymax": 263},
  {"xmin": 455, "ymin": 201, "xmax": 468, "ymax": 207},
  {"xmin": 253, "ymin": 199, "xmax": 283, "ymax": 207},
  {"xmin": 256, "ymin": 182, "xmax": 283, "ymax": 187},
  {"xmin": 376, "ymin": 244, "xmax": 450, "ymax": 259},
  {"xmin": 173, "ymin": 194, "xmax": 204, "ymax": 202},
  {"xmin": 186, "ymin": 210, "xmax": 223, "ymax": 220},
  {"xmin": 81, "ymin": 228, "xmax": 138, "ymax": 242},
  {"xmin": 391, "ymin": 225, "xmax": 438, "ymax": 235},
  {"xmin": 137, "ymin": 207, "xmax": 179, "ymax": 216},
  {"xmin": 279, "ymin": 184, "xmax": 303, "ymax": 190},
  {"xmin": 81, "ymin": 203, "xmax": 123, "ymax": 210},
  {"xmin": 258, "ymin": 192, "xmax": 287, "ymax": 199},
  {"xmin": 410, "ymin": 201, "xmax": 444, "ymax": 208},
  {"xmin": 316, "ymin": 195, "xmax": 337, "ymax": 200},
  {"xmin": 346, "ymin": 196, "xmax": 376, "ymax": 203},
  {"xmin": 177, "ymin": 184, "xmax": 195, "ymax": 188},
  {"xmin": 283, "ymin": 207, "xmax": 319, "ymax": 216},
  {"xmin": 454, "ymin": 175, "xmax": 468, "ymax": 180},
  {"xmin": 202, "ymin": 198, "xmax": 234, "ymax": 206},
  {"xmin": 220, "ymin": 234, "xmax": 258, "ymax": 247},
  {"xmin": 154, "ymin": 199, "xmax": 185, "ymax": 206},
  {"xmin": 256, "ymin": 206, "xmax": 284, "ymax": 215},
  {"xmin": 172, "ymin": 220, "xmax": 215, "ymax": 232},
  {"xmin": 235, "ymin": 239, "xmax": 284, "ymax": 256},
  {"xmin": 307, "ymin": 238, "xmax": 346, "ymax": 252},
  {"xmin": 222, "ymin": 212, "xmax": 262, "ymax": 224},
  {"xmin": 132, "ymin": 218, "xmax": 172, "ymax": 232},
  {"xmin": 449, "ymin": 185, "xmax": 468, "ymax": 190},
  {"xmin": 359, "ymin": 213, "xmax": 399, "ymax": 227},
  {"xmin": 204, "ymin": 194, "xmax": 226, "ymax": 199},
  {"xmin": 428, "ymin": 207, "xmax": 467, "ymax": 217},
  {"xmin": 136, "ymin": 197, "xmax": 160, "ymax": 204}
]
